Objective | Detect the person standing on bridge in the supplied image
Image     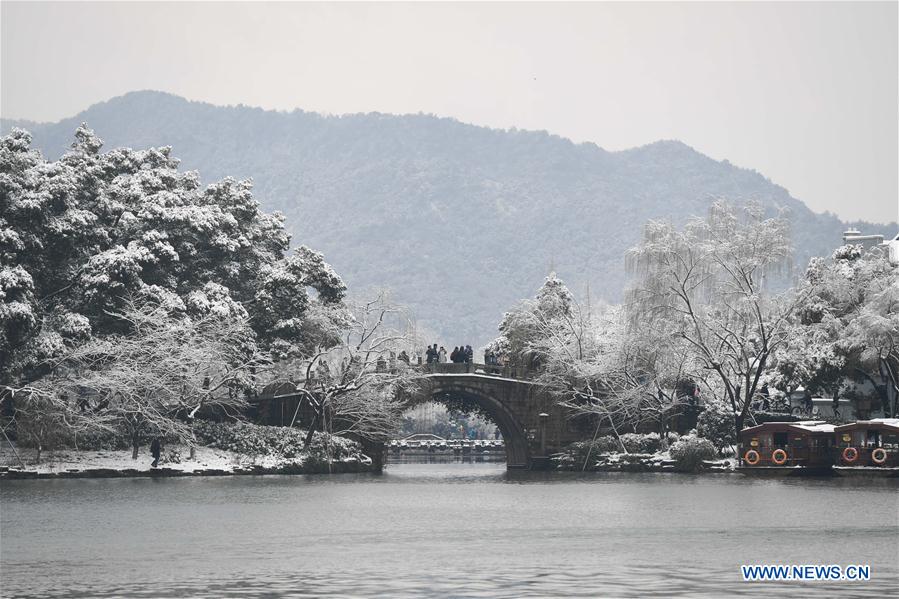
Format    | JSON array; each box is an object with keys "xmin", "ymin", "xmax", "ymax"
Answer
[
  {"xmin": 426, "ymin": 344, "xmax": 437, "ymax": 364},
  {"xmin": 438, "ymin": 346, "xmax": 448, "ymax": 363},
  {"xmin": 450, "ymin": 347, "xmax": 459, "ymax": 363},
  {"xmin": 464, "ymin": 345, "xmax": 473, "ymax": 363}
]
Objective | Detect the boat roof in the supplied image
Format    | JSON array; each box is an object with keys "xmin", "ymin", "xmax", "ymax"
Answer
[
  {"xmin": 834, "ymin": 419, "xmax": 899, "ymax": 433},
  {"xmin": 791, "ymin": 422, "xmax": 836, "ymax": 433},
  {"xmin": 740, "ymin": 421, "xmax": 835, "ymax": 436}
]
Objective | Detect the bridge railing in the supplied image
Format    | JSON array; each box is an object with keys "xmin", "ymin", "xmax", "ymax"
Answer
[{"xmin": 417, "ymin": 361, "xmax": 536, "ymax": 381}]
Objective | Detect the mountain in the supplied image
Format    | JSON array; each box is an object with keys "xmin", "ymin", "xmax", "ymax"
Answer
[{"xmin": 3, "ymin": 91, "xmax": 895, "ymax": 346}]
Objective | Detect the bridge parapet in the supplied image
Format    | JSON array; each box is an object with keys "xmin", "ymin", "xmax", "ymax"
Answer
[{"xmin": 416, "ymin": 362, "xmax": 536, "ymax": 381}]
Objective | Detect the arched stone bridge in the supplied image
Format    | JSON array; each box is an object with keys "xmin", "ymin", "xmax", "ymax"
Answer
[
  {"xmin": 253, "ymin": 363, "xmax": 584, "ymax": 470},
  {"xmin": 403, "ymin": 363, "xmax": 583, "ymax": 469}
]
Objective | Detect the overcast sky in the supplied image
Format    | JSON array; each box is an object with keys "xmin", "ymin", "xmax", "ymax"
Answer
[{"xmin": 2, "ymin": 1, "xmax": 897, "ymax": 222}]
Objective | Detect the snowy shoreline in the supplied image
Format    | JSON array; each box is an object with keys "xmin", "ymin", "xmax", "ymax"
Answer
[{"xmin": 0, "ymin": 445, "xmax": 374, "ymax": 480}]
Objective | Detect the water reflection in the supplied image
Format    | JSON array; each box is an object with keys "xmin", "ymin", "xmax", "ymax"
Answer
[
  {"xmin": 386, "ymin": 453, "xmax": 506, "ymax": 465},
  {"xmin": 2, "ymin": 463, "xmax": 897, "ymax": 598}
]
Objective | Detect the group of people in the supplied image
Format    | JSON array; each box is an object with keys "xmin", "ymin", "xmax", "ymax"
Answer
[{"xmin": 426, "ymin": 344, "xmax": 474, "ymax": 364}]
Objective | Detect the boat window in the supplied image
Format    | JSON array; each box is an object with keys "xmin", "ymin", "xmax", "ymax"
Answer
[
  {"xmin": 866, "ymin": 430, "xmax": 880, "ymax": 447},
  {"xmin": 883, "ymin": 434, "xmax": 899, "ymax": 449},
  {"xmin": 773, "ymin": 432, "xmax": 789, "ymax": 447}
]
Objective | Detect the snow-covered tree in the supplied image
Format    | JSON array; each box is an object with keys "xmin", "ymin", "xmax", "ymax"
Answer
[
  {"xmin": 493, "ymin": 274, "xmax": 695, "ymax": 456},
  {"xmin": 696, "ymin": 397, "xmax": 737, "ymax": 452},
  {"xmin": 29, "ymin": 296, "xmax": 264, "ymax": 459},
  {"xmin": 251, "ymin": 245, "xmax": 348, "ymax": 360},
  {"xmin": 773, "ymin": 244, "xmax": 898, "ymax": 417},
  {"xmin": 494, "ymin": 272, "xmax": 576, "ymax": 367},
  {"xmin": 625, "ymin": 201, "xmax": 798, "ymax": 441},
  {"xmin": 0, "ymin": 126, "xmax": 345, "ymax": 384},
  {"xmin": 268, "ymin": 291, "xmax": 422, "ymax": 451},
  {"xmin": 849, "ymin": 275, "xmax": 899, "ymax": 416},
  {"xmin": 533, "ymin": 303, "xmax": 696, "ymax": 453}
]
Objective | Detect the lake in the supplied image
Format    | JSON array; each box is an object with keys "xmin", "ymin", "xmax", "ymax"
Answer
[{"xmin": 1, "ymin": 463, "xmax": 897, "ymax": 597}]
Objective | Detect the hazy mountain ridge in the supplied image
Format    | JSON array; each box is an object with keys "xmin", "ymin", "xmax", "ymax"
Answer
[{"xmin": 3, "ymin": 91, "xmax": 894, "ymax": 345}]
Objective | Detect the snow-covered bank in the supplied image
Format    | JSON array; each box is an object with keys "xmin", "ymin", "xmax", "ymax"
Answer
[
  {"xmin": 553, "ymin": 435, "xmax": 735, "ymax": 473},
  {"xmin": 554, "ymin": 450, "xmax": 735, "ymax": 474},
  {"xmin": 0, "ymin": 445, "xmax": 374, "ymax": 480}
]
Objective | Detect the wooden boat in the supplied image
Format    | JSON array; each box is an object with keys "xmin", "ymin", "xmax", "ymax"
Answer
[
  {"xmin": 737, "ymin": 421, "xmax": 835, "ymax": 476},
  {"xmin": 833, "ymin": 419, "xmax": 899, "ymax": 477}
]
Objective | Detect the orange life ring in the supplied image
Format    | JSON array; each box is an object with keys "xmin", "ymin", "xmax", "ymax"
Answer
[
  {"xmin": 743, "ymin": 450, "xmax": 760, "ymax": 466},
  {"xmin": 842, "ymin": 446, "xmax": 859, "ymax": 464},
  {"xmin": 771, "ymin": 449, "xmax": 788, "ymax": 465},
  {"xmin": 871, "ymin": 448, "xmax": 888, "ymax": 465}
]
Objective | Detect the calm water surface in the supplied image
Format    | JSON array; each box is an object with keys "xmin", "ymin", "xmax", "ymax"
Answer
[{"xmin": 1, "ymin": 463, "xmax": 897, "ymax": 598}]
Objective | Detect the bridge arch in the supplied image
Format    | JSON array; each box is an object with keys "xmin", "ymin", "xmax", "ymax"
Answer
[{"xmin": 408, "ymin": 378, "xmax": 531, "ymax": 468}]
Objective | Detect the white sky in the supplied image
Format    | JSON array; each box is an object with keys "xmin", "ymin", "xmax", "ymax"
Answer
[{"xmin": 2, "ymin": 1, "xmax": 897, "ymax": 222}]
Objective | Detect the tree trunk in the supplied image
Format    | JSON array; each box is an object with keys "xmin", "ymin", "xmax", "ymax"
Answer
[
  {"xmin": 36, "ymin": 426, "xmax": 44, "ymax": 463},
  {"xmin": 582, "ymin": 417, "xmax": 602, "ymax": 472},
  {"xmin": 734, "ymin": 412, "xmax": 744, "ymax": 457},
  {"xmin": 608, "ymin": 414, "xmax": 627, "ymax": 454},
  {"xmin": 325, "ymin": 409, "xmax": 332, "ymax": 474},
  {"xmin": 303, "ymin": 413, "xmax": 319, "ymax": 449},
  {"xmin": 856, "ymin": 367, "xmax": 889, "ymax": 414},
  {"xmin": 303, "ymin": 397, "xmax": 323, "ymax": 449},
  {"xmin": 131, "ymin": 433, "xmax": 139, "ymax": 460},
  {"xmin": 878, "ymin": 357, "xmax": 899, "ymax": 417}
]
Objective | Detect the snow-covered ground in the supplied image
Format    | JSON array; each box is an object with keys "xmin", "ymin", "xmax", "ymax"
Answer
[{"xmin": 0, "ymin": 445, "xmax": 316, "ymax": 475}]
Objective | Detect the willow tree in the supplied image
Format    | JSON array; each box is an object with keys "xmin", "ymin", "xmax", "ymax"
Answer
[{"xmin": 625, "ymin": 201, "xmax": 798, "ymax": 440}]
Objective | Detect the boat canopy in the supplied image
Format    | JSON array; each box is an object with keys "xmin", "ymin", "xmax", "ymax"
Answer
[
  {"xmin": 834, "ymin": 419, "xmax": 899, "ymax": 434},
  {"xmin": 740, "ymin": 421, "xmax": 835, "ymax": 437}
]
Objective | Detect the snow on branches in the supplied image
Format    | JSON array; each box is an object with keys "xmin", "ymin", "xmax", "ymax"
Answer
[{"xmin": 0, "ymin": 126, "xmax": 345, "ymax": 383}]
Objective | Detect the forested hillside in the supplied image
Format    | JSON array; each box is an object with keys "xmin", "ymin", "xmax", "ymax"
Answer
[{"xmin": 4, "ymin": 91, "xmax": 893, "ymax": 345}]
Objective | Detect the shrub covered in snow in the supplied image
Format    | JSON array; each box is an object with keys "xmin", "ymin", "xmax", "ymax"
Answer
[
  {"xmin": 669, "ymin": 435, "xmax": 717, "ymax": 472},
  {"xmin": 71, "ymin": 428, "xmax": 159, "ymax": 451},
  {"xmin": 618, "ymin": 432, "xmax": 673, "ymax": 454},
  {"xmin": 696, "ymin": 400, "xmax": 736, "ymax": 452},
  {"xmin": 554, "ymin": 433, "xmax": 679, "ymax": 468},
  {"xmin": 553, "ymin": 439, "xmax": 611, "ymax": 468},
  {"xmin": 193, "ymin": 420, "xmax": 361, "ymax": 462}
]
